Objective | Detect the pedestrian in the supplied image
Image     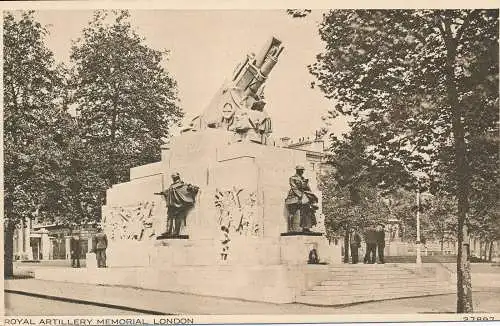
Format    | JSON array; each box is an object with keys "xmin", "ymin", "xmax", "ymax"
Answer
[
  {"xmin": 363, "ymin": 225, "xmax": 377, "ymax": 264},
  {"xmin": 350, "ymin": 228, "xmax": 362, "ymax": 264},
  {"xmin": 375, "ymin": 223, "xmax": 386, "ymax": 264},
  {"xmin": 308, "ymin": 248, "xmax": 320, "ymax": 264},
  {"xmin": 93, "ymin": 227, "xmax": 108, "ymax": 268},
  {"xmin": 70, "ymin": 233, "xmax": 81, "ymax": 268}
]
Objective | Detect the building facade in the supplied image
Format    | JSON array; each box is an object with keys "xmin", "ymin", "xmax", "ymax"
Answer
[{"xmin": 13, "ymin": 220, "xmax": 97, "ymax": 261}]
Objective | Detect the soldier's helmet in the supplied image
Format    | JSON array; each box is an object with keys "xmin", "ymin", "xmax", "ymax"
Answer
[
  {"xmin": 171, "ymin": 172, "xmax": 180, "ymax": 179},
  {"xmin": 295, "ymin": 165, "xmax": 305, "ymax": 170}
]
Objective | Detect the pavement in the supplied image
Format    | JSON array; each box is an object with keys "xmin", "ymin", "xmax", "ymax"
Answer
[
  {"xmin": 6, "ymin": 262, "xmax": 500, "ymax": 315},
  {"xmin": 5, "ymin": 293, "xmax": 136, "ymax": 316},
  {"xmin": 5, "ymin": 278, "xmax": 500, "ymax": 315}
]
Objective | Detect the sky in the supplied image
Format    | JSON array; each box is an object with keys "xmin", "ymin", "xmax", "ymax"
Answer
[{"xmin": 34, "ymin": 10, "xmax": 348, "ymax": 140}]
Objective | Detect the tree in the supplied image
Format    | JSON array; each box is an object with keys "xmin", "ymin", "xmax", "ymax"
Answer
[
  {"xmin": 69, "ymin": 10, "xmax": 183, "ymax": 220},
  {"xmin": 309, "ymin": 10, "xmax": 498, "ymax": 312},
  {"xmin": 422, "ymin": 196, "xmax": 457, "ymax": 253},
  {"xmin": 3, "ymin": 11, "xmax": 68, "ymax": 276},
  {"xmin": 320, "ymin": 131, "xmax": 389, "ymax": 262}
]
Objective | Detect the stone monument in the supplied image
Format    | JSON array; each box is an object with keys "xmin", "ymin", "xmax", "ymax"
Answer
[{"xmin": 89, "ymin": 37, "xmax": 340, "ymax": 303}]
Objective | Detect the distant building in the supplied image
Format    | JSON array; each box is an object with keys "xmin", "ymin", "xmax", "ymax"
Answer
[
  {"xmin": 13, "ymin": 220, "xmax": 96, "ymax": 262},
  {"xmin": 277, "ymin": 135, "xmax": 327, "ymax": 177}
]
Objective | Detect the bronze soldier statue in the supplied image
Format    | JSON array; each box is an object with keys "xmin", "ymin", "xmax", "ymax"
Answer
[
  {"xmin": 155, "ymin": 173, "xmax": 199, "ymax": 236},
  {"xmin": 285, "ymin": 165, "xmax": 319, "ymax": 233}
]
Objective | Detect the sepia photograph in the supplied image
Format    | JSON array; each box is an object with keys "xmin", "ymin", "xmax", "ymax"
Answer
[{"xmin": 2, "ymin": 2, "xmax": 499, "ymax": 323}]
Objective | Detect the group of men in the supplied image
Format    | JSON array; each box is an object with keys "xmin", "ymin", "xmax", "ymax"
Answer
[
  {"xmin": 350, "ymin": 223, "xmax": 385, "ymax": 264},
  {"xmin": 69, "ymin": 228, "xmax": 108, "ymax": 268}
]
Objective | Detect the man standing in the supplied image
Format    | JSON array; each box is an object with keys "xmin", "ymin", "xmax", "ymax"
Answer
[
  {"xmin": 155, "ymin": 172, "xmax": 199, "ymax": 236},
  {"xmin": 350, "ymin": 228, "xmax": 362, "ymax": 264},
  {"xmin": 375, "ymin": 223, "xmax": 386, "ymax": 264},
  {"xmin": 93, "ymin": 228, "xmax": 108, "ymax": 268},
  {"xmin": 285, "ymin": 165, "xmax": 319, "ymax": 232},
  {"xmin": 70, "ymin": 234, "xmax": 81, "ymax": 268},
  {"xmin": 363, "ymin": 225, "xmax": 377, "ymax": 264}
]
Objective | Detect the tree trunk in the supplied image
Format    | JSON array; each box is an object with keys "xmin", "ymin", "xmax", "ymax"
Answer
[
  {"xmin": 343, "ymin": 229, "xmax": 350, "ymax": 263},
  {"xmin": 441, "ymin": 22, "xmax": 473, "ymax": 312},
  {"xmin": 4, "ymin": 222, "xmax": 15, "ymax": 278},
  {"xmin": 488, "ymin": 241, "xmax": 494, "ymax": 262}
]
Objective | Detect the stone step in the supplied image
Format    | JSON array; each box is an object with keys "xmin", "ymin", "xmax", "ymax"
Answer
[
  {"xmin": 319, "ymin": 274, "xmax": 433, "ymax": 284},
  {"xmin": 326, "ymin": 263, "xmax": 400, "ymax": 268},
  {"xmin": 313, "ymin": 279, "xmax": 441, "ymax": 290},
  {"xmin": 304, "ymin": 283, "xmax": 443, "ymax": 296},
  {"xmin": 319, "ymin": 273, "xmax": 419, "ymax": 282},
  {"xmin": 326, "ymin": 270, "xmax": 412, "ymax": 277},
  {"xmin": 296, "ymin": 288, "xmax": 456, "ymax": 306}
]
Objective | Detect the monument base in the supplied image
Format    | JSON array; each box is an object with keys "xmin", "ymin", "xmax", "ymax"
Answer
[
  {"xmin": 106, "ymin": 235, "xmax": 341, "ymax": 268},
  {"xmin": 34, "ymin": 264, "xmax": 333, "ymax": 304}
]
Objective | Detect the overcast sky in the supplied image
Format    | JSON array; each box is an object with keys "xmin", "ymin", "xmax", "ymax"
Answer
[{"xmin": 34, "ymin": 10, "xmax": 348, "ymax": 140}]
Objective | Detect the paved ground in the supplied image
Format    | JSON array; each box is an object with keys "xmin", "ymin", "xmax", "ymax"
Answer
[
  {"xmin": 5, "ymin": 278, "xmax": 500, "ymax": 315},
  {"xmin": 7, "ymin": 262, "xmax": 500, "ymax": 315},
  {"xmin": 5, "ymin": 293, "xmax": 135, "ymax": 316}
]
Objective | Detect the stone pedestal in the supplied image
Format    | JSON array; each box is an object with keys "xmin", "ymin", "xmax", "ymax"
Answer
[
  {"xmin": 386, "ymin": 241, "xmax": 410, "ymax": 256},
  {"xmin": 86, "ymin": 253, "xmax": 97, "ymax": 269},
  {"xmin": 24, "ymin": 219, "xmax": 33, "ymax": 260},
  {"xmin": 40, "ymin": 229, "xmax": 50, "ymax": 261},
  {"xmin": 96, "ymin": 130, "xmax": 335, "ymax": 301},
  {"xmin": 65, "ymin": 236, "xmax": 71, "ymax": 260}
]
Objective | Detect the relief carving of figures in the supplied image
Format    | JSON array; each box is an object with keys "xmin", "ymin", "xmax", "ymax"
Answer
[
  {"xmin": 285, "ymin": 165, "xmax": 319, "ymax": 233},
  {"xmin": 155, "ymin": 172, "xmax": 199, "ymax": 236},
  {"xmin": 102, "ymin": 201, "xmax": 156, "ymax": 241},
  {"xmin": 215, "ymin": 187, "xmax": 259, "ymax": 261}
]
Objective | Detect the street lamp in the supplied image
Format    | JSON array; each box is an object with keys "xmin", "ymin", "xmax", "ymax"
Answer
[
  {"xmin": 400, "ymin": 162, "xmax": 425, "ymax": 267},
  {"xmin": 416, "ymin": 180, "xmax": 422, "ymax": 266}
]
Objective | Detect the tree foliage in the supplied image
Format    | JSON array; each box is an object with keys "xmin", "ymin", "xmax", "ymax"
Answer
[
  {"xmin": 3, "ymin": 10, "xmax": 184, "ymax": 275},
  {"xmin": 69, "ymin": 10, "xmax": 183, "ymax": 218},
  {"xmin": 310, "ymin": 9, "xmax": 498, "ymax": 312},
  {"xmin": 3, "ymin": 11, "xmax": 70, "ymax": 276},
  {"xmin": 3, "ymin": 11, "xmax": 72, "ymax": 225},
  {"xmin": 320, "ymin": 132, "xmax": 389, "ymax": 242}
]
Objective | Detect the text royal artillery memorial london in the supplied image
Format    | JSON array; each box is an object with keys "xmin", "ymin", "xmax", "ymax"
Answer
[{"xmin": 34, "ymin": 37, "xmax": 343, "ymax": 303}]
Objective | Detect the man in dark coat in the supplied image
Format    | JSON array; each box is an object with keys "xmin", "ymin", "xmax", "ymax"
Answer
[
  {"xmin": 285, "ymin": 165, "xmax": 318, "ymax": 232},
  {"xmin": 156, "ymin": 172, "xmax": 199, "ymax": 236},
  {"xmin": 92, "ymin": 227, "xmax": 108, "ymax": 268},
  {"xmin": 70, "ymin": 234, "xmax": 81, "ymax": 268},
  {"xmin": 350, "ymin": 228, "xmax": 362, "ymax": 264},
  {"xmin": 375, "ymin": 223, "xmax": 386, "ymax": 264},
  {"xmin": 363, "ymin": 226, "xmax": 377, "ymax": 264}
]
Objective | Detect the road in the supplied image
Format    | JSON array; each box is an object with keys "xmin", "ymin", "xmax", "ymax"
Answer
[{"xmin": 5, "ymin": 290, "xmax": 500, "ymax": 315}]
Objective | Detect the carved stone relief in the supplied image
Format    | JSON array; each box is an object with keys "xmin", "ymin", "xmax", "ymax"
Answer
[{"xmin": 102, "ymin": 201, "xmax": 158, "ymax": 241}]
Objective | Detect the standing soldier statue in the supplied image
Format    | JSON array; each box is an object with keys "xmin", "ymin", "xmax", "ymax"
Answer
[
  {"xmin": 285, "ymin": 165, "xmax": 319, "ymax": 233},
  {"xmin": 155, "ymin": 173, "xmax": 199, "ymax": 236}
]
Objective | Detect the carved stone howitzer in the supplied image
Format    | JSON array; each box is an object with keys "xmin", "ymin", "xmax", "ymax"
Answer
[{"xmin": 183, "ymin": 37, "xmax": 284, "ymax": 144}]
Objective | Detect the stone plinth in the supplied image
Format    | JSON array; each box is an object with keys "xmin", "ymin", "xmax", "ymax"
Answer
[
  {"xmin": 34, "ymin": 264, "xmax": 332, "ymax": 304},
  {"xmin": 96, "ymin": 129, "xmax": 340, "ymax": 305},
  {"xmin": 280, "ymin": 234, "xmax": 339, "ymax": 265},
  {"xmin": 86, "ymin": 253, "xmax": 97, "ymax": 269},
  {"xmin": 102, "ymin": 130, "xmax": 327, "ymax": 268},
  {"xmin": 386, "ymin": 241, "xmax": 410, "ymax": 256}
]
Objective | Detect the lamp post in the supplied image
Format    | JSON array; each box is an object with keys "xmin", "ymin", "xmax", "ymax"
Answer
[
  {"xmin": 400, "ymin": 162, "xmax": 424, "ymax": 266},
  {"xmin": 416, "ymin": 180, "xmax": 422, "ymax": 266}
]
